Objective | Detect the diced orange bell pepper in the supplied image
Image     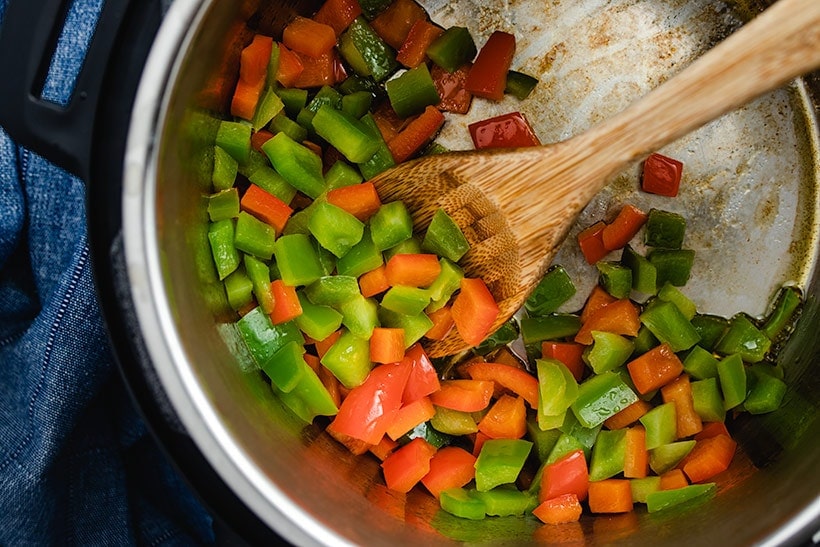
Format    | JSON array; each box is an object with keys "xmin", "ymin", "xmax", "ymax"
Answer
[
  {"xmin": 463, "ymin": 362, "xmax": 539, "ymax": 408},
  {"xmin": 580, "ymin": 285, "xmax": 618, "ymax": 323},
  {"xmin": 425, "ymin": 305, "xmax": 455, "ymax": 341},
  {"xmin": 359, "ymin": 265, "xmax": 391, "ymax": 298},
  {"xmin": 401, "ymin": 343, "xmax": 440, "ymax": 404},
  {"xmin": 384, "ymin": 253, "xmax": 442, "ymax": 288},
  {"xmin": 604, "ymin": 399, "xmax": 653, "ymax": 430},
  {"xmin": 477, "ymin": 395, "xmax": 527, "ymax": 439},
  {"xmin": 231, "ymin": 34, "xmax": 274, "ymax": 121},
  {"xmin": 369, "ymin": 435, "xmax": 399, "ymax": 461},
  {"xmin": 326, "ymin": 182, "xmax": 382, "ymax": 222},
  {"xmin": 627, "ymin": 343, "xmax": 684, "ymax": 394},
  {"xmin": 587, "ymin": 479, "xmax": 634, "ymax": 514},
  {"xmin": 574, "ymin": 299, "xmax": 641, "ymax": 345},
  {"xmin": 241, "ymin": 183, "xmax": 294, "ymax": 236},
  {"xmin": 659, "ymin": 469, "xmax": 689, "ymax": 490},
  {"xmin": 369, "ymin": 0, "xmax": 427, "ymax": 50},
  {"xmin": 282, "ymin": 16, "xmax": 337, "ymax": 59},
  {"xmin": 421, "ymin": 446, "xmax": 476, "ymax": 498},
  {"xmin": 623, "ymin": 425, "xmax": 649, "ymax": 479},
  {"xmin": 313, "ymin": 0, "xmax": 362, "ymax": 36},
  {"xmin": 315, "ymin": 329, "xmax": 342, "ymax": 359},
  {"xmin": 661, "ymin": 374, "xmax": 703, "ymax": 439},
  {"xmin": 370, "ymin": 327, "xmax": 406, "ymax": 364},
  {"xmin": 292, "ymin": 50, "xmax": 345, "ymax": 89},
  {"xmin": 275, "ymin": 43, "xmax": 304, "ymax": 87},
  {"xmin": 270, "ymin": 279, "xmax": 303, "ymax": 324},
  {"xmin": 681, "ymin": 433, "xmax": 737, "ymax": 483},
  {"xmin": 387, "ymin": 105, "xmax": 445, "ymax": 163},
  {"xmin": 451, "ymin": 277, "xmax": 500, "ymax": 347},
  {"xmin": 251, "ymin": 129, "xmax": 275, "ymax": 152},
  {"xmin": 695, "ymin": 421, "xmax": 731, "ymax": 441},
  {"xmin": 429, "ymin": 379, "xmax": 494, "ymax": 412},
  {"xmin": 533, "ymin": 494, "xmax": 583, "ymax": 525},
  {"xmin": 381, "ymin": 437, "xmax": 436, "ymax": 493},
  {"xmin": 397, "ymin": 19, "xmax": 444, "ymax": 68},
  {"xmin": 385, "ymin": 396, "xmax": 436, "ymax": 440}
]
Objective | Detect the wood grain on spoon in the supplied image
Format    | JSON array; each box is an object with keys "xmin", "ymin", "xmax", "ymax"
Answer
[{"xmin": 373, "ymin": 0, "xmax": 820, "ymax": 357}]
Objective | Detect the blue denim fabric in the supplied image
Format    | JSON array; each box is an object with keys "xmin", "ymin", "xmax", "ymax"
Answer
[{"xmin": 0, "ymin": 0, "xmax": 215, "ymax": 544}]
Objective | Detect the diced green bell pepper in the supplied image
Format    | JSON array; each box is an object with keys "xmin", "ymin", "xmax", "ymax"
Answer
[
  {"xmin": 261, "ymin": 132, "xmax": 325, "ymax": 199},
  {"xmin": 295, "ymin": 292, "xmax": 343, "ymax": 341},
  {"xmin": 264, "ymin": 341, "xmax": 306, "ymax": 393},
  {"xmin": 313, "ymin": 104, "xmax": 381, "ymax": 163},
  {"xmin": 640, "ymin": 300, "xmax": 700, "ymax": 352},
  {"xmin": 236, "ymin": 307, "xmax": 304, "ymax": 368},
  {"xmin": 335, "ymin": 228, "xmax": 383, "ymax": 278},
  {"xmin": 690, "ymin": 314, "xmax": 729, "ymax": 352},
  {"xmin": 589, "ymin": 428, "xmax": 627, "ymax": 481},
  {"xmin": 339, "ymin": 294, "xmax": 380, "ymax": 338},
  {"xmin": 597, "ymin": 261, "xmax": 633, "ymax": 299},
  {"xmin": 504, "ymin": 70, "xmax": 538, "ymax": 100},
  {"xmin": 403, "ymin": 420, "xmax": 454, "ymax": 448},
  {"xmin": 270, "ymin": 111, "xmax": 308, "ymax": 142},
  {"xmin": 657, "ymin": 282, "xmax": 696, "ymax": 320},
  {"xmin": 583, "ymin": 331, "xmax": 635, "ymax": 374},
  {"xmin": 251, "ymin": 86, "xmax": 284, "ymax": 131},
  {"xmin": 639, "ymin": 401, "xmax": 677, "ymax": 450},
  {"xmin": 370, "ymin": 201, "xmax": 414, "ymax": 251},
  {"xmin": 381, "ymin": 286, "xmax": 431, "ymax": 316},
  {"xmin": 421, "ymin": 209, "xmax": 470, "ymax": 263},
  {"xmin": 212, "ymin": 145, "xmax": 238, "ymax": 191},
  {"xmin": 216, "ymin": 120, "xmax": 251, "ymax": 165},
  {"xmin": 715, "ymin": 314, "xmax": 771, "ymax": 363},
  {"xmin": 559, "ymin": 412, "xmax": 602, "ymax": 460},
  {"xmin": 427, "ymin": 27, "xmax": 477, "ymax": 73},
  {"xmin": 527, "ymin": 419, "xmax": 562, "ymax": 463},
  {"xmin": 223, "ymin": 266, "xmax": 254, "ymax": 311},
  {"xmin": 761, "ymin": 286, "xmax": 802, "ymax": 340},
  {"xmin": 439, "ymin": 488, "xmax": 486, "ymax": 520},
  {"xmin": 649, "ymin": 440, "xmax": 696, "ymax": 475},
  {"xmin": 426, "ymin": 258, "xmax": 464, "ymax": 312},
  {"xmin": 308, "ymin": 201, "xmax": 365, "ymax": 258},
  {"xmin": 208, "ymin": 189, "xmax": 240, "ymax": 222},
  {"xmin": 384, "ymin": 236, "xmax": 422, "ymax": 261},
  {"xmin": 570, "ymin": 371, "xmax": 638, "ymax": 428},
  {"xmin": 340, "ymin": 17, "xmax": 398, "ymax": 82},
  {"xmin": 632, "ymin": 326, "xmax": 659, "ymax": 355},
  {"xmin": 357, "ymin": 113, "xmax": 396, "ymax": 179},
  {"xmin": 743, "ymin": 365, "xmax": 786, "ymax": 414},
  {"xmin": 525, "ymin": 265, "xmax": 577, "ymax": 316},
  {"xmin": 683, "ymin": 345, "xmax": 720, "ymax": 380},
  {"xmin": 307, "ymin": 85, "xmax": 343, "ymax": 114},
  {"xmin": 474, "ymin": 439, "xmax": 532, "ymax": 492},
  {"xmin": 208, "ymin": 219, "xmax": 241, "ymax": 280},
  {"xmin": 325, "ymin": 160, "xmax": 364, "ymax": 191},
  {"xmin": 430, "ymin": 406, "xmax": 478, "ymax": 435},
  {"xmin": 320, "ymin": 328, "xmax": 372, "ymax": 388},
  {"xmin": 621, "ymin": 244, "xmax": 657, "ymax": 295},
  {"xmin": 473, "ymin": 320, "xmax": 518, "ymax": 356},
  {"xmin": 386, "ymin": 63, "xmax": 441, "ymax": 118},
  {"xmin": 304, "ymin": 275, "xmax": 360, "ymax": 307},
  {"xmin": 544, "ymin": 432, "xmax": 584, "ymax": 465},
  {"xmin": 717, "ymin": 353, "xmax": 747, "ymax": 410},
  {"xmin": 244, "ymin": 254, "xmax": 274, "ymax": 314},
  {"xmin": 273, "ymin": 234, "xmax": 324, "ymax": 287},
  {"xmin": 648, "ymin": 248, "xmax": 695, "ymax": 287},
  {"xmin": 691, "ymin": 377, "xmax": 726, "ymax": 422},
  {"xmin": 644, "ymin": 209, "xmax": 686, "ymax": 249},
  {"xmin": 630, "ymin": 476, "xmax": 662, "ymax": 504},
  {"xmin": 378, "ymin": 307, "xmax": 433, "ymax": 347},
  {"xmin": 276, "ymin": 86, "xmax": 308, "ymax": 118},
  {"xmin": 520, "ymin": 314, "xmax": 581, "ymax": 345},
  {"xmin": 273, "ymin": 360, "xmax": 339, "ymax": 423},
  {"xmin": 471, "ymin": 488, "xmax": 537, "ymax": 517},
  {"xmin": 536, "ymin": 358, "xmax": 579, "ymax": 425},
  {"xmin": 341, "ymin": 90, "xmax": 373, "ymax": 120},
  {"xmin": 646, "ymin": 483, "xmax": 716, "ymax": 513}
]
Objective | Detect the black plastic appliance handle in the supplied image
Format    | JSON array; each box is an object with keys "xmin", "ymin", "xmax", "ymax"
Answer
[{"xmin": 0, "ymin": 0, "xmax": 134, "ymax": 181}]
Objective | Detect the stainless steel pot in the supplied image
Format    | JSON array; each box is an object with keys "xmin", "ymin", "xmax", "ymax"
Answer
[{"xmin": 3, "ymin": 0, "xmax": 819, "ymax": 544}]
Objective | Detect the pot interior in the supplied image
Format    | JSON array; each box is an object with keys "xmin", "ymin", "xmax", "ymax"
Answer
[{"xmin": 129, "ymin": 0, "xmax": 820, "ymax": 544}]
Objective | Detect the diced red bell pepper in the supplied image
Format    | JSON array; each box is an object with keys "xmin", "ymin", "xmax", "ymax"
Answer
[
  {"xmin": 577, "ymin": 221, "xmax": 609, "ymax": 265},
  {"xmin": 602, "ymin": 204, "xmax": 648, "ymax": 251},
  {"xmin": 421, "ymin": 446, "xmax": 476, "ymax": 498},
  {"xmin": 541, "ymin": 341, "xmax": 586, "ymax": 382},
  {"xmin": 539, "ymin": 449, "xmax": 589, "ymax": 502},
  {"xmin": 397, "ymin": 19, "xmax": 444, "ymax": 68},
  {"xmin": 385, "ymin": 396, "xmax": 436, "ymax": 440},
  {"xmin": 468, "ymin": 111, "xmax": 540, "ymax": 149},
  {"xmin": 381, "ymin": 437, "xmax": 436, "ymax": 493},
  {"xmin": 370, "ymin": 0, "xmax": 428, "ymax": 50},
  {"xmin": 292, "ymin": 50, "xmax": 345, "ymax": 89},
  {"xmin": 313, "ymin": 0, "xmax": 362, "ymax": 36},
  {"xmin": 282, "ymin": 16, "xmax": 337, "ymax": 59},
  {"xmin": 431, "ymin": 64, "xmax": 473, "ymax": 114},
  {"xmin": 387, "ymin": 105, "xmax": 445, "ymax": 163},
  {"xmin": 401, "ymin": 343, "xmax": 440, "ymax": 404},
  {"xmin": 275, "ymin": 43, "xmax": 304, "ymax": 87},
  {"xmin": 384, "ymin": 253, "xmax": 442, "ymax": 288},
  {"xmin": 574, "ymin": 299, "xmax": 641, "ymax": 345},
  {"xmin": 369, "ymin": 435, "xmax": 399, "ymax": 461},
  {"xmin": 580, "ymin": 285, "xmax": 618, "ymax": 323},
  {"xmin": 477, "ymin": 394, "xmax": 527, "ymax": 439},
  {"xmin": 425, "ymin": 305, "xmax": 455, "ymax": 341},
  {"xmin": 464, "ymin": 31, "xmax": 515, "ymax": 101},
  {"xmin": 240, "ymin": 183, "xmax": 294, "ymax": 236},
  {"xmin": 642, "ymin": 152, "xmax": 684, "ymax": 197},
  {"xmin": 463, "ymin": 362, "xmax": 539, "ymax": 408},
  {"xmin": 270, "ymin": 279, "xmax": 303, "ymax": 324},
  {"xmin": 451, "ymin": 277, "xmax": 499, "ymax": 347},
  {"xmin": 370, "ymin": 327, "xmax": 406, "ymax": 364},
  {"xmin": 429, "ymin": 379, "xmax": 494, "ymax": 412},
  {"xmin": 231, "ymin": 34, "xmax": 274, "ymax": 121},
  {"xmin": 326, "ymin": 182, "xmax": 382, "ymax": 222},
  {"xmin": 330, "ymin": 360, "xmax": 412, "ymax": 445}
]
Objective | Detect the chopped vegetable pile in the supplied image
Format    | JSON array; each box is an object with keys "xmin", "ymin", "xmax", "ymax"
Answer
[{"xmin": 203, "ymin": 0, "xmax": 803, "ymax": 531}]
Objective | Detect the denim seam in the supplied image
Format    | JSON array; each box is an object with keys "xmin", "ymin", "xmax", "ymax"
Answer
[
  {"xmin": 149, "ymin": 526, "xmax": 183, "ymax": 547},
  {"xmin": 0, "ymin": 329, "xmax": 26, "ymax": 348},
  {"xmin": 0, "ymin": 238, "xmax": 90, "ymax": 473}
]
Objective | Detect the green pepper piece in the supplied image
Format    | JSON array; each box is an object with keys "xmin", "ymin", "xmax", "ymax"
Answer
[
  {"xmin": 357, "ymin": 0, "xmax": 392, "ymax": 19},
  {"xmin": 339, "ymin": 74, "xmax": 383, "ymax": 96},
  {"xmin": 378, "ymin": 307, "xmax": 433, "ymax": 347},
  {"xmin": 691, "ymin": 377, "xmax": 726, "ymax": 422},
  {"xmin": 207, "ymin": 219, "xmax": 241, "ymax": 280},
  {"xmin": 270, "ymin": 111, "xmax": 308, "ymax": 143},
  {"xmin": 265, "ymin": 41, "xmax": 280, "ymax": 89},
  {"xmin": 536, "ymin": 358, "xmax": 579, "ymax": 423},
  {"xmin": 262, "ymin": 132, "xmax": 325, "ymax": 199},
  {"xmin": 527, "ymin": 418, "xmax": 562, "ymax": 463},
  {"xmin": 630, "ymin": 476, "xmax": 662, "ymax": 504},
  {"xmin": 381, "ymin": 286, "xmax": 431, "ymax": 316},
  {"xmin": 589, "ymin": 429, "xmax": 627, "ymax": 481},
  {"xmin": 644, "ymin": 209, "xmax": 686, "ymax": 249},
  {"xmin": 718, "ymin": 353, "xmax": 747, "ymax": 410},
  {"xmin": 216, "ymin": 120, "xmax": 251, "ymax": 165},
  {"xmin": 640, "ymin": 300, "xmax": 700, "ymax": 352},
  {"xmin": 403, "ymin": 421, "xmax": 453, "ymax": 448},
  {"xmin": 525, "ymin": 265, "xmax": 577, "ymax": 316},
  {"xmin": 276, "ymin": 87, "xmax": 308, "ymax": 118},
  {"xmin": 273, "ymin": 234, "xmax": 324, "ymax": 287},
  {"xmin": 263, "ymin": 341, "xmax": 307, "ymax": 392},
  {"xmin": 236, "ymin": 307, "xmax": 304, "ymax": 368},
  {"xmin": 426, "ymin": 258, "xmax": 464, "ymax": 312},
  {"xmin": 583, "ymin": 331, "xmax": 635, "ymax": 374},
  {"xmin": 325, "ymin": 160, "xmax": 364, "ymax": 191},
  {"xmin": 639, "ymin": 401, "xmax": 677, "ymax": 450},
  {"xmin": 571, "ymin": 371, "xmax": 638, "ymax": 429},
  {"xmin": 632, "ymin": 326, "xmax": 659, "ymax": 355},
  {"xmin": 621, "ymin": 244, "xmax": 658, "ymax": 294},
  {"xmin": 304, "ymin": 275, "xmax": 360, "ymax": 307},
  {"xmin": 520, "ymin": 314, "xmax": 582, "ymax": 344},
  {"xmin": 385, "ymin": 63, "xmax": 441, "ymax": 118},
  {"xmin": 471, "ymin": 488, "xmax": 537, "ymax": 517},
  {"xmin": 335, "ymin": 228, "xmax": 383, "ymax": 278},
  {"xmin": 558, "ymin": 411, "xmax": 602, "ymax": 460},
  {"xmin": 295, "ymin": 292, "xmax": 343, "ymax": 341},
  {"xmin": 249, "ymin": 164, "xmax": 298, "ymax": 205},
  {"xmin": 439, "ymin": 488, "xmax": 486, "ymax": 520},
  {"xmin": 504, "ymin": 70, "xmax": 539, "ymax": 100},
  {"xmin": 308, "ymin": 201, "xmax": 365, "ymax": 258},
  {"xmin": 474, "ymin": 439, "xmax": 532, "ymax": 492},
  {"xmin": 657, "ymin": 282, "xmax": 696, "ymax": 320},
  {"xmin": 370, "ymin": 201, "xmax": 414, "ymax": 251},
  {"xmin": 320, "ymin": 329, "xmax": 372, "ymax": 388},
  {"xmin": 251, "ymin": 86, "xmax": 285, "ymax": 131},
  {"xmin": 422, "ymin": 141, "xmax": 449, "ymax": 156},
  {"xmin": 715, "ymin": 314, "xmax": 771, "ymax": 363},
  {"xmin": 306, "ymin": 85, "xmax": 343, "ymax": 113},
  {"xmin": 538, "ymin": 410, "xmax": 567, "ymax": 432},
  {"xmin": 208, "ymin": 189, "xmax": 240, "ymax": 222},
  {"xmin": 339, "ymin": 294, "xmax": 380, "ymax": 338},
  {"xmin": 244, "ymin": 254, "xmax": 274, "ymax": 314},
  {"xmin": 296, "ymin": 107, "xmax": 317, "ymax": 136},
  {"xmin": 430, "ymin": 406, "xmax": 478, "ymax": 435},
  {"xmin": 649, "ymin": 440, "xmax": 696, "ymax": 475},
  {"xmin": 648, "ymin": 248, "xmax": 695, "ymax": 287},
  {"xmin": 743, "ymin": 365, "xmax": 786, "ymax": 414},
  {"xmin": 761, "ymin": 286, "xmax": 802, "ymax": 340},
  {"xmin": 313, "ymin": 104, "xmax": 381, "ymax": 163},
  {"xmin": 421, "ymin": 209, "xmax": 470, "ymax": 263},
  {"xmin": 341, "ymin": 90, "xmax": 373, "ymax": 120},
  {"xmin": 473, "ymin": 320, "xmax": 518, "ymax": 356},
  {"xmin": 212, "ymin": 145, "xmax": 238, "ymax": 191},
  {"xmin": 646, "ymin": 483, "xmax": 716, "ymax": 513},
  {"xmin": 384, "ymin": 236, "xmax": 422, "ymax": 261},
  {"xmin": 683, "ymin": 345, "xmax": 720, "ymax": 380},
  {"xmin": 690, "ymin": 314, "xmax": 729, "ymax": 352},
  {"xmin": 340, "ymin": 18, "xmax": 398, "ymax": 82},
  {"xmin": 357, "ymin": 113, "xmax": 396, "ymax": 179},
  {"xmin": 427, "ymin": 27, "xmax": 477, "ymax": 73},
  {"xmin": 273, "ymin": 360, "xmax": 339, "ymax": 423},
  {"xmin": 596, "ymin": 261, "xmax": 633, "ymax": 299},
  {"xmin": 223, "ymin": 266, "xmax": 254, "ymax": 311},
  {"xmin": 544, "ymin": 432, "xmax": 584, "ymax": 465}
]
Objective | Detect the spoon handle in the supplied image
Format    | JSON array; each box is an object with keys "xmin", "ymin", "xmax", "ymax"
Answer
[{"xmin": 574, "ymin": 0, "xmax": 820, "ymax": 176}]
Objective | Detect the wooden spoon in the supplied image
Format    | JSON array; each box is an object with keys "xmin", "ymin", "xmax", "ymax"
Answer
[{"xmin": 372, "ymin": 0, "xmax": 820, "ymax": 357}]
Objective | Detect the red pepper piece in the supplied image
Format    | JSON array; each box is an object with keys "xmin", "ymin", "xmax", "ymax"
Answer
[
  {"xmin": 431, "ymin": 64, "xmax": 473, "ymax": 114},
  {"xmin": 231, "ymin": 35, "xmax": 274, "ymax": 121},
  {"xmin": 464, "ymin": 31, "xmax": 516, "ymax": 100},
  {"xmin": 451, "ymin": 277, "xmax": 500, "ymax": 347},
  {"xmin": 282, "ymin": 16, "xmax": 337, "ymax": 59},
  {"xmin": 541, "ymin": 341, "xmax": 586, "ymax": 382},
  {"xmin": 370, "ymin": 0, "xmax": 427, "ymax": 50},
  {"xmin": 381, "ymin": 437, "xmax": 437, "ymax": 493},
  {"xmin": 468, "ymin": 111, "xmax": 540, "ymax": 149},
  {"xmin": 602, "ymin": 204, "xmax": 648, "ymax": 251},
  {"xmin": 313, "ymin": 0, "xmax": 362, "ymax": 36},
  {"xmin": 401, "ymin": 343, "xmax": 440, "ymax": 404},
  {"xmin": 577, "ymin": 221, "xmax": 608, "ymax": 265},
  {"xmin": 539, "ymin": 449, "xmax": 589, "ymax": 502},
  {"xmin": 397, "ymin": 19, "xmax": 444, "ymax": 68},
  {"xmin": 275, "ymin": 43, "xmax": 304, "ymax": 87},
  {"xmin": 387, "ymin": 105, "xmax": 445, "ymax": 163},
  {"xmin": 642, "ymin": 152, "xmax": 684, "ymax": 197},
  {"xmin": 291, "ymin": 50, "xmax": 345, "ymax": 89}
]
